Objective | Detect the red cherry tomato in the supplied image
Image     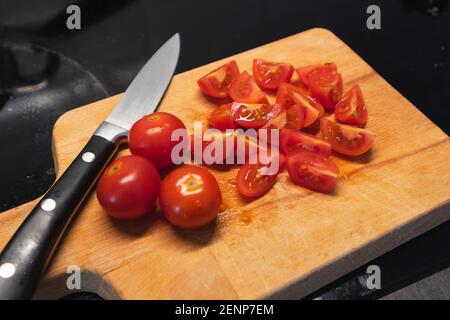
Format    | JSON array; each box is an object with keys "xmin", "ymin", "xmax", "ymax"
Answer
[
  {"xmin": 276, "ymin": 83, "xmax": 324, "ymax": 127},
  {"xmin": 335, "ymin": 84, "xmax": 368, "ymax": 127},
  {"xmin": 129, "ymin": 112, "xmax": 186, "ymax": 170},
  {"xmin": 237, "ymin": 163, "xmax": 279, "ymax": 198},
  {"xmin": 276, "ymin": 82, "xmax": 309, "ymax": 108},
  {"xmin": 190, "ymin": 131, "xmax": 236, "ymax": 164},
  {"xmin": 286, "ymin": 151, "xmax": 339, "ymax": 193},
  {"xmin": 284, "ymin": 104, "xmax": 305, "ymax": 130},
  {"xmin": 207, "ymin": 103, "xmax": 237, "ymax": 131},
  {"xmin": 231, "ymin": 102, "xmax": 281, "ymax": 129},
  {"xmin": 296, "ymin": 63, "xmax": 337, "ymax": 86},
  {"xmin": 159, "ymin": 165, "xmax": 222, "ymax": 229},
  {"xmin": 253, "ymin": 59, "xmax": 294, "ymax": 90},
  {"xmin": 298, "ymin": 64, "xmax": 343, "ymax": 111},
  {"xmin": 96, "ymin": 155, "xmax": 160, "ymax": 220},
  {"xmin": 290, "ymin": 92, "xmax": 324, "ymax": 128},
  {"xmin": 197, "ymin": 60, "xmax": 240, "ymax": 99},
  {"xmin": 280, "ymin": 128, "xmax": 332, "ymax": 157},
  {"xmin": 229, "ymin": 71, "xmax": 267, "ymax": 104},
  {"xmin": 320, "ymin": 118, "xmax": 375, "ymax": 156}
]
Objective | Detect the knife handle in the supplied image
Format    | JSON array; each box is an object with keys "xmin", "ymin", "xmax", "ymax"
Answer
[{"xmin": 0, "ymin": 134, "xmax": 118, "ymax": 300}]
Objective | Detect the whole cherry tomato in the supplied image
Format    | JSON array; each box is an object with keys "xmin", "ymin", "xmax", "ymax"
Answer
[
  {"xmin": 159, "ymin": 165, "xmax": 222, "ymax": 229},
  {"xmin": 129, "ymin": 112, "xmax": 186, "ymax": 169},
  {"xmin": 96, "ymin": 155, "xmax": 160, "ymax": 220}
]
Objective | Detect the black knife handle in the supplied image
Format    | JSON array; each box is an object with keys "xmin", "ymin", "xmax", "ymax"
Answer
[{"xmin": 0, "ymin": 134, "xmax": 118, "ymax": 300}]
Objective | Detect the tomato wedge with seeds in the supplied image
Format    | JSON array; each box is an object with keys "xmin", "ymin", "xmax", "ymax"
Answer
[
  {"xmin": 296, "ymin": 63, "xmax": 338, "ymax": 86},
  {"xmin": 335, "ymin": 84, "xmax": 368, "ymax": 127},
  {"xmin": 280, "ymin": 128, "xmax": 332, "ymax": 157},
  {"xmin": 276, "ymin": 83, "xmax": 324, "ymax": 127},
  {"xmin": 264, "ymin": 103, "xmax": 304, "ymax": 130},
  {"xmin": 231, "ymin": 102, "xmax": 281, "ymax": 129},
  {"xmin": 284, "ymin": 103, "xmax": 305, "ymax": 129},
  {"xmin": 320, "ymin": 118, "xmax": 375, "ymax": 156},
  {"xmin": 289, "ymin": 92, "xmax": 324, "ymax": 127},
  {"xmin": 286, "ymin": 151, "xmax": 339, "ymax": 193},
  {"xmin": 207, "ymin": 103, "xmax": 237, "ymax": 131},
  {"xmin": 276, "ymin": 83, "xmax": 309, "ymax": 108},
  {"xmin": 307, "ymin": 66, "xmax": 343, "ymax": 111},
  {"xmin": 237, "ymin": 163, "xmax": 279, "ymax": 198},
  {"xmin": 197, "ymin": 60, "xmax": 239, "ymax": 99},
  {"xmin": 253, "ymin": 59, "xmax": 294, "ymax": 90},
  {"xmin": 229, "ymin": 71, "xmax": 267, "ymax": 103}
]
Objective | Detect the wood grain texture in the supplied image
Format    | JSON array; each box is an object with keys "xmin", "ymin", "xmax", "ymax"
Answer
[{"xmin": 1, "ymin": 28, "xmax": 450, "ymax": 300}]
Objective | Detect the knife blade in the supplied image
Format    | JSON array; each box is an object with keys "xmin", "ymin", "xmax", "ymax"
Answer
[
  {"xmin": 95, "ymin": 33, "xmax": 180, "ymax": 141},
  {"xmin": 0, "ymin": 33, "xmax": 180, "ymax": 300}
]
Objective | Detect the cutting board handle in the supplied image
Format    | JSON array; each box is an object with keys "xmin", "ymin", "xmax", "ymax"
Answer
[{"xmin": 0, "ymin": 135, "xmax": 117, "ymax": 299}]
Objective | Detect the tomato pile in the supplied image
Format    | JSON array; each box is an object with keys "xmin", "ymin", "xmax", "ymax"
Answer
[
  {"xmin": 198, "ymin": 59, "xmax": 375, "ymax": 195},
  {"xmin": 97, "ymin": 112, "xmax": 222, "ymax": 229},
  {"xmin": 96, "ymin": 58, "xmax": 375, "ymax": 230}
]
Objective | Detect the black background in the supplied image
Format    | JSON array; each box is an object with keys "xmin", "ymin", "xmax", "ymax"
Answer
[{"xmin": 0, "ymin": 0, "xmax": 449, "ymax": 299}]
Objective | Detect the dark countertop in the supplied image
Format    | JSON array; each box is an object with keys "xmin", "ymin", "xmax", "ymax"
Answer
[{"xmin": 0, "ymin": 0, "xmax": 449, "ymax": 299}]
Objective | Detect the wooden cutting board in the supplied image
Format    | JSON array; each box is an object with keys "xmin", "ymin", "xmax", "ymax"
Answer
[{"xmin": 1, "ymin": 28, "xmax": 450, "ymax": 300}]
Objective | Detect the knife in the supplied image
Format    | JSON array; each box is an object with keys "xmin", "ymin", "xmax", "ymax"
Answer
[{"xmin": 0, "ymin": 33, "xmax": 180, "ymax": 300}]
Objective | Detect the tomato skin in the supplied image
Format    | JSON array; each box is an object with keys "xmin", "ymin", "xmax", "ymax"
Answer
[
  {"xmin": 207, "ymin": 103, "xmax": 237, "ymax": 131},
  {"xmin": 96, "ymin": 155, "xmax": 160, "ymax": 220},
  {"xmin": 296, "ymin": 63, "xmax": 337, "ymax": 86},
  {"xmin": 276, "ymin": 83, "xmax": 309, "ymax": 108},
  {"xmin": 290, "ymin": 92, "xmax": 324, "ymax": 127},
  {"xmin": 237, "ymin": 163, "xmax": 279, "ymax": 198},
  {"xmin": 280, "ymin": 128, "xmax": 332, "ymax": 157},
  {"xmin": 335, "ymin": 84, "xmax": 368, "ymax": 127},
  {"xmin": 229, "ymin": 71, "xmax": 267, "ymax": 104},
  {"xmin": 231, "ymin": 102, "xmax": 281, "ymax": 129},
  {"xmin": 197, "ymin": 60, "xmax": 240, "ymax": 99},
  {"xmin": 159, "ymin": 165, "xmax": 222, "ymax": 229},
  {"xmin": 284, "ymin": 104, "xmax": 305, "ymax": 130},
  {"xmin": 307, "ymin": 67, "xmax": 343, "ymax": 111},
  {"xmin": 286, "ymin": 151, "xmax": 339, "ymax": 193},
  {"xmin": 129, "ymin": 112, "xmax": 186, "ymax": 170},
  {"xmin": 253, "ymin": 59, "xmax": 294, "ymax": 90},
  {"xmin": 276, "ymin": 83, "xmax": 324, "ymax": 127},
  {"xmin": 320, "ymin": 118, "xmax": 375, "ymax": 156}
]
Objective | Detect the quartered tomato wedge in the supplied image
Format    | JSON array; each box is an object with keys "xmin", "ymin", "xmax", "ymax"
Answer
[
  {"xmin": 289, "ymin": 92, "xmax": 324, "ymax": 127},
  {"xmin": 190, "ymin": 130, "xmax": 236, "ymax": 164},
  {"xmin": 229, "ymin": 71, "xmax": 267, "ymax": 103},
  {"xmin": 197, "ymin": 60, "xmax": 239, "ymax": 99},
  {"xmin": 307, "ymin": 66, "xmax": 343, "ymax": 111},
  {"xmin": 263, "ymin": 103, "xmax": 304, "ymax": 130},
  {"xmin": 253, "ymin": 59, "xmax": 294, "ymax": 90},
  {"xmin": 284, "ymin": 104, "xmax": 305, "ymax": 130},
  {"xmin": 276, "ymin": 83, "xmax": 309, "ymax": 108},
  {"xmin": 280, "ymin": 128, "xmax": 332, "ymax": 157},
  {"xmin": 237, "ymin": 163, "xmax": 279, "ymax": 198},
  {"xmin": 286, "ymin": 151, "xmax": 339, "ymax": 193},
  {"xmin": 296, "ymin": 63, "xmax": 337, "ymax": 86},
  {"xmin": 335, "ymin": 84, "xmax": 368, "ymax": 127},
  {"xmin": 231, "ymin": 102, "xmax": 281, "ymax": 129},
  {"xmin": 320, "ymin": 118, "xmax": 375, "ymax": 156},
  {"xmin": 276, "ymin": 83, "xmax": 324, "ymax": 127},
  {"xmin": 207, "ymin": 103, "xmax": 237, "ymax": 131}
]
